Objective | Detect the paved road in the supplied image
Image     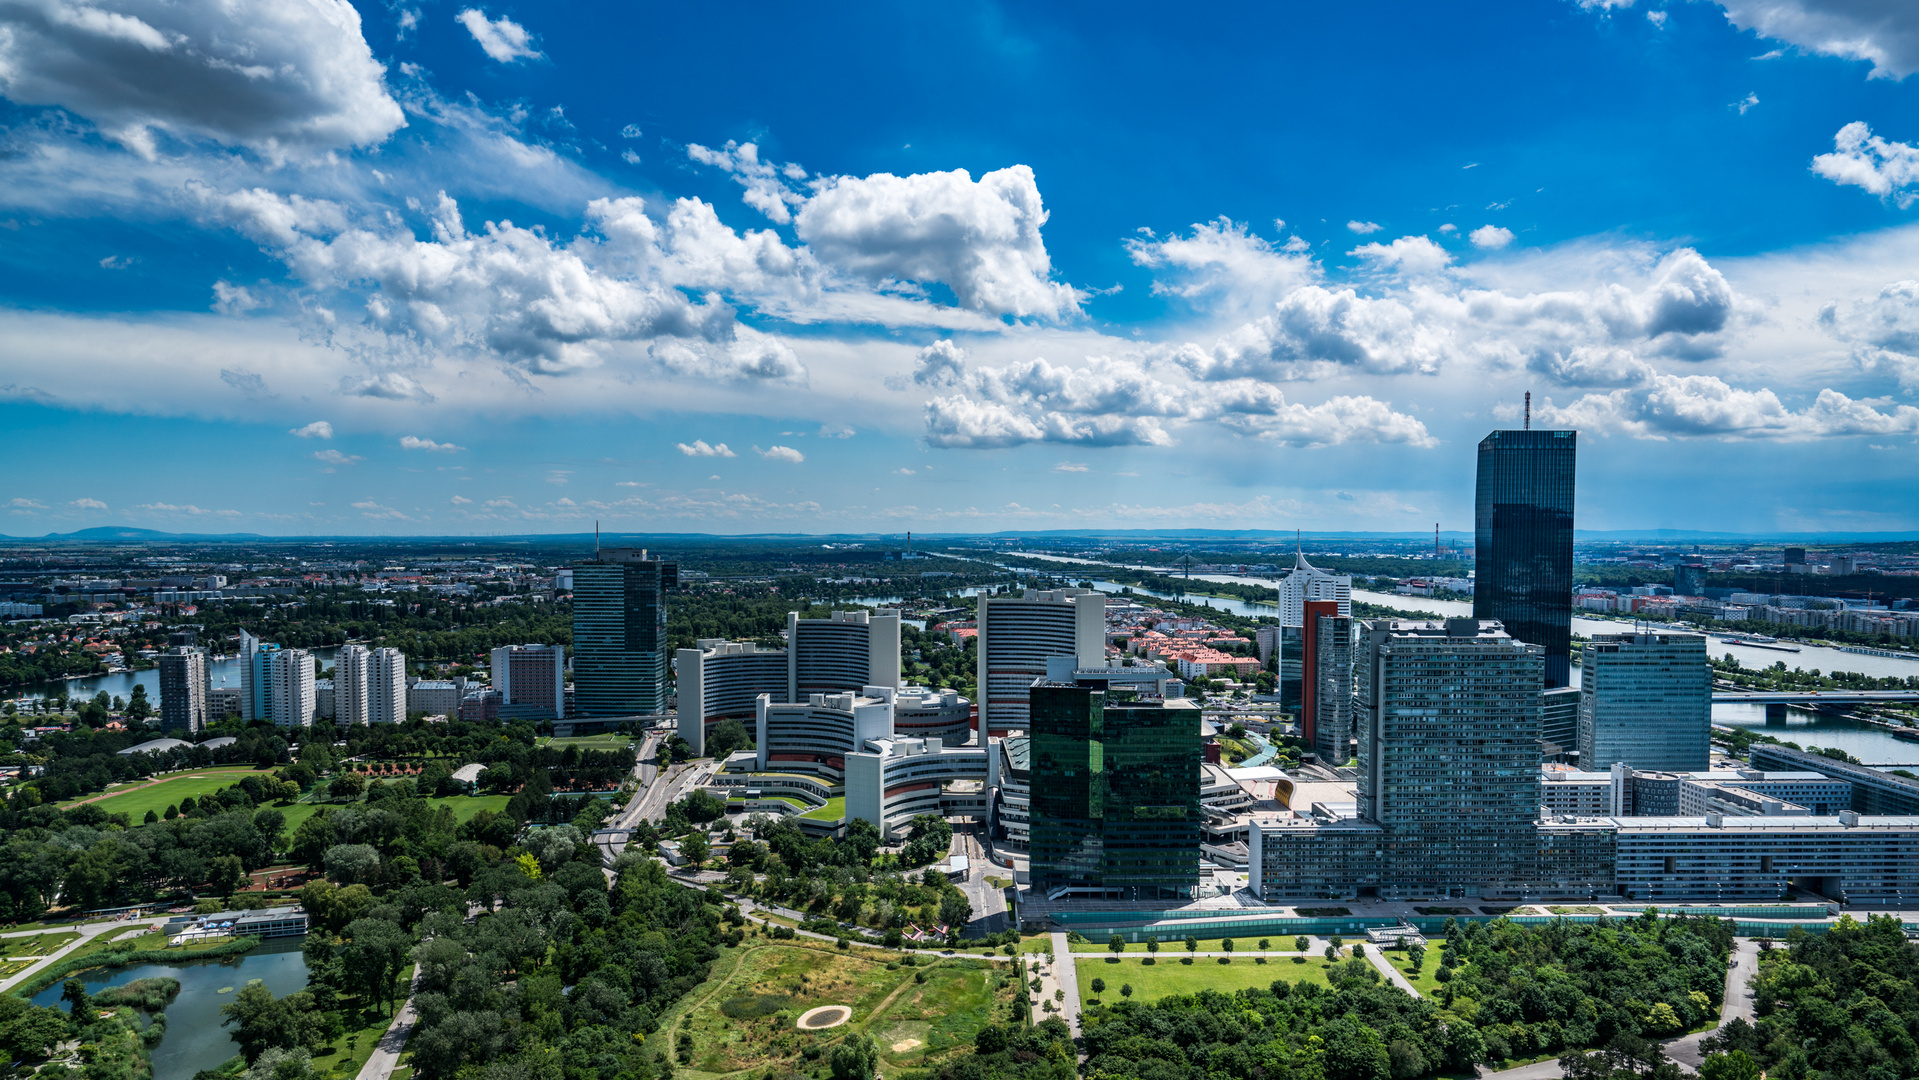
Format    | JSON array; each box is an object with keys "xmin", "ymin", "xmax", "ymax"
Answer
[
  {"xmin": 950, "ymin": 827, "xmax": 1011, "ymax": 937},
  {"xmin": 355, "ymin": 964, "xmax": 424, "ymax": 1080},
  {"xmin": 1666, "ymin": 938, "xmax": 1760, "ymax": 1069}
]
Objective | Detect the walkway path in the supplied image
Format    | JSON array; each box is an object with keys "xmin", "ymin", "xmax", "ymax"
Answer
[
  {"xmin": 0, "ymin": 919, "xmax": 160, "ymax": 994},
  {"xmin": 1364, "ymin": 947, "xmax": 1421, "ymax": 996},
  {"xmin": 1050, "ymin": 932, "xmax": 1083, "ymax": 1039},
  {"xmin": 354, "ymin": 965, "xmax": 423, "ymax": 1080}
]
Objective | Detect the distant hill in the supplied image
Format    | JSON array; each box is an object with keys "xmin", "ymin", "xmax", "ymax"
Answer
[{"xmin": 0, "ymin": 527, "xmax": 268, "ymax": 541}]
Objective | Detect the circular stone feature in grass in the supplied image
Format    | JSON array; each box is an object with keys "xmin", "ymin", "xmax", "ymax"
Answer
[{"xmin": 796, "ymin": 1005, "xmax": 851, "ymax": 1030}]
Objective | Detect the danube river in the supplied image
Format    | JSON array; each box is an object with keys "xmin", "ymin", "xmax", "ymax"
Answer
[{"xmin": 998, "ymin": 552, "xmax": 1919, "ymax": 767}]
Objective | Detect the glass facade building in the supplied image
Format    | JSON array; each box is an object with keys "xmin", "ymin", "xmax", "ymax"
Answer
[
  {"xmin": 572, "ymin": 548, "xmax": 677, "ymax": 716},
  {"xmin": 1028, "ymin": 680, "xmax": 1201, "ymax": 899},
  {"xmin": 1474, "ymin": 428, "xmax": 1576, "ymax": 688},
  {"xmin": 1577, "ymin": 632, "xmax": 1711, "ymax": 772},
  {"xmin": 1356, "ymin": 619, "xmax": 1544, "ymax": 897}
]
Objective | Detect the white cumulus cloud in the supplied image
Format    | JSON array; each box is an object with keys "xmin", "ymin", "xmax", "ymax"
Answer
[
  {"xmin": 1351, "ymin": 235, "xmax": 1454, "ymax": 275},
  {"xmin": 758, "ymin": 445, "xmax": 805, "ymax": 463},
  {"xmin": 68, "ymin": 497, "xmax": 108, "ymax": 510},
  {"xmin": 676, "ymin": 440, "xmax": 736, "ymax": 457},
  {"xmin": 312, "ymin": 448, "xmax": 362, "ymax": 465},
  {"xmin": 1347, "ymin": 220, "xmax": 1383, "ymax": 234},
  {"xmin": 289, "ymin": 420, "xmax": 334, "ymax": 439},
  {"xmin": 0, "ymin": 0, "xmax": 404, "ymax": 160},
  {"xmin": 1813, "ymin": 121, "xmax": 1919, "ymax": 205},
  {"xmin": 1470, "ymin": 225, "xmax": 1516, "ymax": 250},
  {"xmin": 795, "ymin": 165, "xmax": 1081, "ymax": 319},
  {"xmin": 399, "ymin": 435, "xmax": 463, "ymax": 452},
  {"xmin": 455, "ymin": 9, "xmax": 541, "ymax": 62},
  {"xmin": 1712, "ymin": 0, "xmax": 1919, "ymax": 79}
]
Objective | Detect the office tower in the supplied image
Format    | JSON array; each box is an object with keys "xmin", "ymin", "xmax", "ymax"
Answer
[
  {"xmin": 1673, "ymin": 563, "xmax": 1707, "ymax": 597},
  {"xmin": 976, "ymin": 589, "xmax": 1105, "ymax": 736},
  {"xmin": 315, "ymin": 679, "xmax": 335, "ymax": 721},
  {"xmin": 678, "ymin": 640, "xmax": 789, "ymax": 756},
  {"xmin": 156, "ymin": 646, "xmax": 209, "ymax": 733},
  {"xmin": 491, "ymin": 644, "xmax": 566, "ymax": 720},
  {"xmin": 1474, "ymin": 428, "xmax": 1577, "ymax": 688},
  {"xmin": 367, "ymin": 647, "xmax": 406, "ymax": 724},
  {"xmin": 1541, "ymin": 685, "xmax": 1581, "ymax": 760},
  {"xmin": 1577, "ymin": 632, "xmax": 1710, "ymax": 772},
  {"xmin": 789, "ymin": 609, "xmax": 901, "ymax": 699},
  {"xmin": 1028, "ymin": 672, "xmax": 1201, "ymax": 900},
  {"xmin": 1276, "ymin": 549, "xmax": 1351, "ymax": 626},
  {"xmin": 1356, "ymin": 619, "xmax": 1543, "ymax": 897},
  {"xmin": 572, "ymin": 548, "xmax": 677, "ymax": 716},
  {"xmin": 336, "ymin": 644, "xmax": 369, "ymax": 726},
  {"xmin": 1302, "ymin": 601, "xmax": 1354, "ymax": 764}
]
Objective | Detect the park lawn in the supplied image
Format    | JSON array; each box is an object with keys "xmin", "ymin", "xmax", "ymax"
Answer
[
  {"xmin": 1078, "ymin": 955, "xmax": 1335, "ymax": 1008},
  {"xmin": 1074, "ymin": 940, "xmax": 1310, "ymax": 955},
  {"xmin": 538, "ymin": 735, "xmax": 635, "ymax": 751},
  {"xmin": 312, "ymin": 964, "xmax": 415, "ymax": 1079},
  {"xmin": 62, "ymin": 766, "xmax": 273, "ymax": 818},
  {"xmin": 419, "ymin": 794, "xmax": 513, "ymax": 823},
  {"xmin": 799, "ymin": 797, "xmax": 845, "ymax": 822},
  {"xmin": 671, "ymin": 941, "xmax": 1009, "ymax": 1080},
  {"xmin": 1390, "ymin": 954, "xmax": 1446, "ymax": 997},
  {"xmin": 0, "ymin": 930, "xmax": 80, "ymax": 958},
  {"xmin": 1019, "ymin": 936, "xmax": 1053, "ymax": 955}
]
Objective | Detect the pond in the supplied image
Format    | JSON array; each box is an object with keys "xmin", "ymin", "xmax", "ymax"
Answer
[{"xmin": 30, "ymin": 940, "xmax": 309, "ymax": 1080}]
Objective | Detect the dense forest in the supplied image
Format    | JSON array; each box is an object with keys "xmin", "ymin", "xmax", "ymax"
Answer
[{"xmin": 1700, "ymin": 915, "xmax": 1919, "ymax": 1080}]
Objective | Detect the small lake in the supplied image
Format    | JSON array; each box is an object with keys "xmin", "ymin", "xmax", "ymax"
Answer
[
  {"xmin": 31, "ymin": 940, "xmax": 309, "ymax": 1080},
  {"xmin": 15, "ymin": 646, "xmax": 343, "ymax": 706}
]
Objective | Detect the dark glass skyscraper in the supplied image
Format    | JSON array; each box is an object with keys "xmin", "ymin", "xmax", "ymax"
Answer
[
  {"xmin": 572, "ymin": 548, "xmax": 677, "ymax": 716},
  {"xmin": 1028, "ymin": 678, "xmax": 1200, "ymax": 900},
  {"xmin": 1474, "ymin": 428, "xmax": 1576, "ymax": 688}
]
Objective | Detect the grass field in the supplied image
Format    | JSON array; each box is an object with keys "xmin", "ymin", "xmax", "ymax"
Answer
[
  {"xmin": 62, "ymin": 766, "xmax": 273, "ymax": 818},
  {"xmin": 667, "ymin": 939, "xmax": 1013, "ymax": 1079},
  {"xmin": 310, "ymin": 964, "xmax": 415, "ymax": 1078},
  {"xmin": 1382, "ymin": 950, "xmax": 1444, "ymax": 996},
  {"xmin": 1073, "ymin": 940, "xmax": 1313, "ymax": 955},
  {"xmin": 421, "ymin": 794, "xmax": 512, "ymax": 822},
  {"xmin": 799, "ymin": 797, "xmax": 845, "ymax": 822},
  {"xmin": 1077, "ymin": 954, "xmax": 1337, "ymax": 1008},
  {"xmin": 538, "ymin": 735, "xmax": 635, "ymax": 751},
  {"xmin": 0, "ymin": 930, "xmax": 80, "ymax": 958}
]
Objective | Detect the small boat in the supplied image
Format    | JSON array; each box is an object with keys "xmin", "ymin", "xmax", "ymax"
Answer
[{"xmin": 1718, "ymin": 636, "xmax": 1802, "ymax": 653}]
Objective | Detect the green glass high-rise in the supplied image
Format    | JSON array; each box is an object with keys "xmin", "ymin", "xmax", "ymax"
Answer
[
  {"xmin": 572, "ymin": 548, "xmax": 677, "ymax": 716},
  {"xmin": 1474, "ymin": 428, "xmax": 1576, "ymax": 688},
  {"xmin": 1028, "ymin": 678, "xmax": 1201, "ymax": 900}
]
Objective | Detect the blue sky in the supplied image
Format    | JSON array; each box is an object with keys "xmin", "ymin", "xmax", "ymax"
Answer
[{"xmin": 3, "ymin": 0, "xmax": 1919, "ymax": 536}]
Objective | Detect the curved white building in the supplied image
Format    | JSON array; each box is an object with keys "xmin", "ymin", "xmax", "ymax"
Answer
[
  {"xmin": 677, "ymin": 639, "xmax": 789, "ymax": 755},
  {"xmin": 1276, "ymin": 550, "xmax": 1351, "ymax": 627},
  {"xmin": 790, "ymin": 609, "xmax": 900, "ymax": 698},
  {"xmin": 976, "ymin": 589, "xmax": 1104, "ymax": 735},
  {"xmin": 892, "ymin": 685, "xmax": 973, "ymax": 746}
]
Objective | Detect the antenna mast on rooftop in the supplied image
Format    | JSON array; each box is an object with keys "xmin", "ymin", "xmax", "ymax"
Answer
[
  {"xmin": 594, "ymin": 521, "xmax": 600, "ymax": 556},
  {"xmin": 1524, "ymin": 391, "xmax": 1532, "ymax": 431}
]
